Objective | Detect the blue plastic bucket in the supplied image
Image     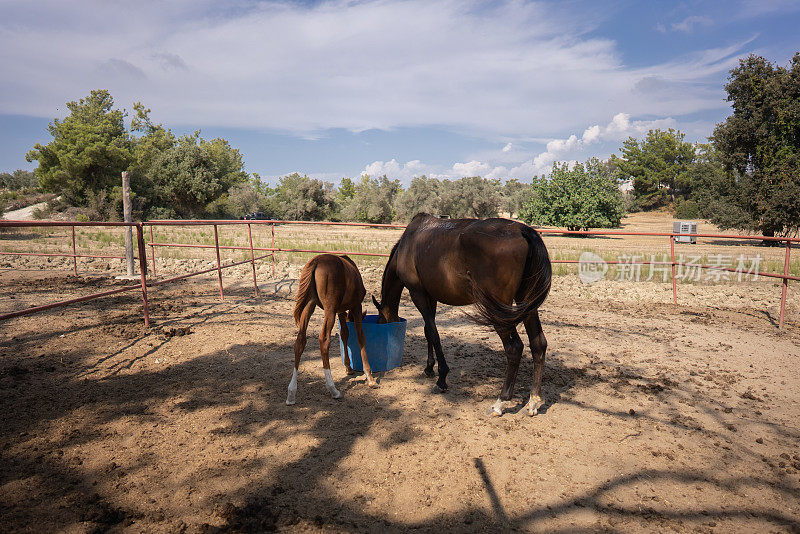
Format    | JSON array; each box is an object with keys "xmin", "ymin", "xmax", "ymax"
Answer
[{"xmin": 339, "ymin": 314, "xmax": 407, "ymax": 372}]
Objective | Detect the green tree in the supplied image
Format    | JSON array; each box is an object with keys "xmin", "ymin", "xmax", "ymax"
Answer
[
  {"xmin": 711, "ymin": 53, "xmax": 800, "ymax": 237},
  {"xmin": 520, "ymin": 158, "xmax": 624, "ymax": 231},
  {"xmin": 439, "ymin": 176, "xmax": 500, "ymax": 219},
  {"xmin": 0, "ymin": 169, "xmax": 38, "ymax": 190},
  {"xmin": 341, "ymin": 174, "xmax": 401, "ymax": 223},
  {"xmin": 128, "ymin": 103, "xmax": 176, "ymax": 218},
  {"xmin": 26, "ymin": 90, "xmax": 131, "ymax": 204},
  {"xmin": 500, "ymin": 178, "xmax": 530, "ymax": 218},
  {"xmin": 147, "ymin": 132, "xmax": 249, "ymax": 218},
  {"xmin": 225, "ymin": 181, "xmax": 269, "ymax": 218},
  {"xmin": 616, "ymin": 128, "xmax": 695, "ymax": 210},
  {"xmin": 271, "ymin": 173, "xmax": 336, "ymax": 221},
  {"xmin": 394, "ymin": 175, "xmax": 441, "ymax": 221},
  {"xmin": 683, "ymin": 143, "xmax": 746, "ymax": 225},
  {"xmin": 337, "ymin": 177, "xmax": 356, "ymax": 204}
]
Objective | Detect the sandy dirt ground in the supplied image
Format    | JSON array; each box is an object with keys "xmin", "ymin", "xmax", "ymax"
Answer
[{"xmin": 1, "ymin": 258, "xmax": 799, "ymax": 533}]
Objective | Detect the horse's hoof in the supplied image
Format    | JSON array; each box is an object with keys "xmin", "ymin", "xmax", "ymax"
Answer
[
  {"xmin": 329, "ymin": 389, "xmax": 342, "ymax": 399},
  {"xmin": 367, "ymin": 380, "xmax": 379, "ymax": 388},
  {"xmin": 526, "ymin": 395, "xmax": 544, "ymax": 416},
  {"xmin": 346, "ymin": 368, "xmax": 357, "ymax": 375},
  {"xmin": 490, "ymin": 399, "xmax": 513, "ymax": 416},
  {"xmin": 423, "ymin": 367, "xmax": 436, "ymax": 378},
  {"xmin": 286, "ymin": 398, "xmax": 296, "ymax": 406},
  {"xmin": 431, "ymin": 384, "xmax": 447, "ymax": 394}
]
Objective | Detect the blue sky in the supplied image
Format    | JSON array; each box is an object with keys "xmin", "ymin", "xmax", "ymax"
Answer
[{"xmin": 1, "ymin": 0, "xmax": 799, "ymax": 185}]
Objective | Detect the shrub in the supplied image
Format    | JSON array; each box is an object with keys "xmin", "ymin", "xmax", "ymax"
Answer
[
  {"xmin": 674, "ymin": 199, "xmax": 700, "ymax": 219},
  {"xmin": 146, "ymin": 206, "xmax": 177, "ymax": 220}
]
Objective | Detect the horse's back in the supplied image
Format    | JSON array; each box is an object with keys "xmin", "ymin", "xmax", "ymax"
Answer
[
  {"xmin": 397, "ymin": 215, "xmax": 536, "ymax": 305},
  {"xmin": 310, "ymin": 254, "xmax": 365, "ymax": 310}
]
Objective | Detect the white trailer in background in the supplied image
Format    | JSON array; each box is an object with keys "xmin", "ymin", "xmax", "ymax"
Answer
[{"xmin": 673, "ymin": 220, "xmax": 698, "ymax": 243}]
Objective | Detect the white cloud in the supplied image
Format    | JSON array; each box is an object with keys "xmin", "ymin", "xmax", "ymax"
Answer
[
  {"xmin": 581, "ymin": 125, "xmax": 601, "ymax": 144},
  {"xmin": 364, "ymin": 112, "xmax": 681, "ymax": 182},
  {"xmin": 0, "ymin": 0, "xmax": 747, "ymax": 139},
  {"xmin": 671, "ymin": 15, "xmax": 713, "ymax": 33},
  {"xmin": 500, "ymin": 113, "xmax": 676, "ymax": 177},
  {"xmin": 545, "ymin": 134, "xmax": 579, "ymax": 154},
  {"xmin": 452, "ymin": 160, "xmax": 493, "ymax": 177},
  {"xmin": 364, "ymin": 159, "xmax": 436, "ymax": 182}
]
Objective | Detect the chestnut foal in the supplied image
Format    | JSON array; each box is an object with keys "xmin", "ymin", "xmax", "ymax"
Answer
[{"xmin": 286, "ymin": 254, "xmax": 377, "ymax": 405}]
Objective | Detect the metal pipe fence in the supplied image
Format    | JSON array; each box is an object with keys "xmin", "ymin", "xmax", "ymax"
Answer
[
  {"xmin": 0, "ymin": 219, "xmax": 796, "ymax": 329},
  {"xmin": 0, "ymin": 221, "xmax": 151, "ymax": 325}
]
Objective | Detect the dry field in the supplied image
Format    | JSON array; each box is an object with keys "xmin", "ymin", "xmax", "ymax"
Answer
[
  {"xmin": 1, "ymin": 213, "xmax": 799, "ymax": 533},
  {"xmin": 2, "ymin": 212, "xmax": 799, "ymax": 276}
]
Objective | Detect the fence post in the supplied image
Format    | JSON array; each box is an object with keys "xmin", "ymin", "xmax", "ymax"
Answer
[
  {"xmin": 122, "ymin": 171, "xmax": 134, "ymax": 276},
  {"xmin": 248, "ymin": 223, "xmax": 258, "ymax": 297},
  {"xmin": 148, "ymin": 225, "xmax": 157, "ymax": 279},
  {"xmin": 135, "ymin": 224, "xmax": 150, "ymax": 327},
  {"xmin": 779, "ymin": 239, "xmax": 791, "ymax": 329},
  {"xmin": 271, "ymin": 223, "xmax": 276, "ymax": 277},
  {"xmin": 213, "ymin": 224, "xmax": 224, "ymax": 301},
  {"xmin": 670, "ymin": 235, "xmax": 677, "ymax": 304},
  {"xmin": 71, "ymin": 225, "xmax": 78, "ymax": 276}
]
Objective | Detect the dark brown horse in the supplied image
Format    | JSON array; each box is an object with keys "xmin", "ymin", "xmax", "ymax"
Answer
[
  {"xmin": 373, "ymin": 213, "xmax": 551, "ymax": 416},
  {"xmin": 287, "ymin": 254, "xmax": 377, "ymax": 405}
]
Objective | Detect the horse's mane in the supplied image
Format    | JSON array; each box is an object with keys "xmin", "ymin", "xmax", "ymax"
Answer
[{"xmin": 380, "ymin": 240, "xmax": 401, "ymax": 297}]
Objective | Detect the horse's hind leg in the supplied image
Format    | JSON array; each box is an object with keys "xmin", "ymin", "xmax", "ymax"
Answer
[
  {"xmin": 320, "ymin": 310, "xmax": 342, "ymax": 399},
  {"xmin": 288, "ymin": 300, "xmax": 315, "ymax": 405},
  {"xmin": 422, "ymin": 300, "xmax": 438, "ymax": 378},
  {"xmin": 522, "ymin": 310, "xmax": 547, "ymax": 416},
  {"xmin": 490, "ymin": 327, "xmax": 524, "ymax": 416},
  {"xmin": 353, "ymin": 305, "xmax": 378, "ymax": 388}
]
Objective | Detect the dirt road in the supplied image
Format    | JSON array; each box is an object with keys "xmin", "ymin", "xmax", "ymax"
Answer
[{"xmin": 1, "ymin": 200, "xmax": 49, "ymax": 220}]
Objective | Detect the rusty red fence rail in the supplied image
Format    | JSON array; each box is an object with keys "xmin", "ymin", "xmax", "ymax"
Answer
[
  {"xmin": 0, "ymin": 219, "xmax": 796, "ymax": 329},
  {"xmin": 0, "ymin": 221, "xmax": 151, "ymax": 325},
  {"xmin": 537, "ymin": 228, "xmax": 798, "ymax": 328}
]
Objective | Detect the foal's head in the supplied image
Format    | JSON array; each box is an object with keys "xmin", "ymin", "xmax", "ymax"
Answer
[{"xmin": 372, "ymin": 295, "xmax": 399, "ymax": 324}]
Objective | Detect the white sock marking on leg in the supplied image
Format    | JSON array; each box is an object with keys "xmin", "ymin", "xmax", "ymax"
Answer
[
  {"xmin": 286, "ymin": 368, "xmax": 298, "ymax": 405},
  {"xmin": 324, "ymin": 368, "xmax": 341, "ymax": 398}
]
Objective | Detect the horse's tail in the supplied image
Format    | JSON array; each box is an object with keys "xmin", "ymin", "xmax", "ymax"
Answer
[
  {"xmin": 470, "ymin": 225, "xmax": 551, "ymax": 331},
  {"xmin": 293, "ymin": 257, "xmax": 319, "ymax": 327}
]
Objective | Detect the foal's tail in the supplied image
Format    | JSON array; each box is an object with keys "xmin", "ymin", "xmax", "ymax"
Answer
[
  {"xmin": 293, "ymin": 258, "xmax": 319, "ymax": 326},
  {"xmin": 470, "ymin": 225, "xmax": 551, "ymax": 331}
]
